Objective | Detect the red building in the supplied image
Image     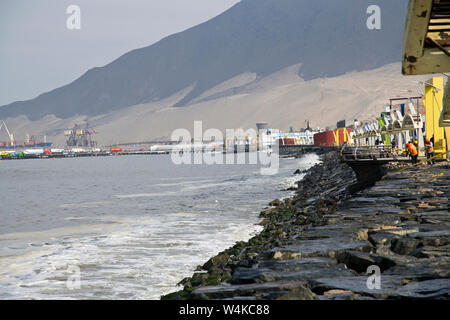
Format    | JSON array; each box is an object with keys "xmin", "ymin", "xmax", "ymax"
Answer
[{"xmin": 314, "ymin": 128, "xmax": 352, "ymax": 147}]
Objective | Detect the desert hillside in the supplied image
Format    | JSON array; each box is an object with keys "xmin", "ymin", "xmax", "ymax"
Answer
[{"xmin": 1, "ymin": 63, "xmax": 430, "ymax": 146}]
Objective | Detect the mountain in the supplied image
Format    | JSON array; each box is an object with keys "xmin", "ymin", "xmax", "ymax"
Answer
[
  {"xmin": 5, "ymin": 63, "xmax": 430, "ymax": 147},
  {"xmin": 0, "ymin": 0, "xmax": 408, "ymax": 121}
]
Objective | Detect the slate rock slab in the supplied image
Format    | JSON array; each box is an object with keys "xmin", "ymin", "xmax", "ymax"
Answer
[
  {"xmin": 391, "ymin": 279, "xmax": 450, "ymax": 299},
  {"xmin": 310, "ymin": 275, "xmax": 405, "ymax": 298},
  {"xmin": 269, "ymin": 238, "xmax": 372, "ymax": 259}
]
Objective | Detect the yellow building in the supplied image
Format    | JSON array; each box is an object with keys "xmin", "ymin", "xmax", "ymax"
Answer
[
  {"xmin": 403, "ymin": 1, "xmax": 450, "ymax": 158},
  {"xmin": 423, "ymin": 77, "xmax": 448, "ymax": 158}
]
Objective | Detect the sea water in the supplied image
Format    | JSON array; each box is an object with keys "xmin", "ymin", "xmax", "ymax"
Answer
[{"xmin": 0, "ymin": 153, "xmax": 319, "ymax": 299}]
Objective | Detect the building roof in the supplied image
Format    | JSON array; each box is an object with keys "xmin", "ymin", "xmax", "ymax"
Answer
[{"xmin": 402, "ymin": 0, "xmax": 450, "ymax": 126}]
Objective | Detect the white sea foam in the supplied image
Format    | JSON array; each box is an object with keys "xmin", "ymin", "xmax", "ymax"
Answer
[{"xmin": 0, "ymin": 215, "xmax": 264, "ymax": 299}]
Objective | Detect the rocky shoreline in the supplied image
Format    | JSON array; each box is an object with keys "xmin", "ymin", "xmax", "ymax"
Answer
[{"xmin": 161, "ymin": 151, "xmax": 449, "ymax": 300}]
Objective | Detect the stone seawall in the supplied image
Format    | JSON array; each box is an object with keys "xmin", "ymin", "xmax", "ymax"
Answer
[{"xmin": 162, "ymin": 151, "xmax": 449, "ymax": 300}]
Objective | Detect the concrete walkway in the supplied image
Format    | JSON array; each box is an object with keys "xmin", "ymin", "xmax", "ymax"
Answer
[{"xmin": 187, "ymin": 157, "xmax": 449, "ymax": 300}]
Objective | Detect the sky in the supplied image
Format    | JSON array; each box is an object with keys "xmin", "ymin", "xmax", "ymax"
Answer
[{"xmin": 0, "ymin": 0, "xmax": 240, "ymax": 106}]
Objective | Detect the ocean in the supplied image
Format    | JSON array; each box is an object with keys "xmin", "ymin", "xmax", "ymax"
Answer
[{"xmin": 0, "ymin": 153, "xmax": 319, "ymax": 299}]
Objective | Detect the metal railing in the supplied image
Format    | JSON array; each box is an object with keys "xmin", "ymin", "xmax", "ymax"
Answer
[{"xmin": 340, "ymin": 145, "xmax": 396, "ymax": 162}]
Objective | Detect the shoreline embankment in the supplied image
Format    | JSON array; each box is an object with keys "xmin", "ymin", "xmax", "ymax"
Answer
[{"xmin": 162, "ymin": 150, "xmax": 449, "ymax": 300}]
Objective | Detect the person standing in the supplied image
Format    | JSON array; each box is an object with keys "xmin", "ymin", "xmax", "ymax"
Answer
[
  {"xmin": 425, "ymin": 138, "xmax": 435, "ymax": 165},
  {"xmin": 408, "ymin": 142, "xmax": 418, "ymax": 165}
]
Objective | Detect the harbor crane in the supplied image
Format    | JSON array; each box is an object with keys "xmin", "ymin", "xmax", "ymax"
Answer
[
  {"xmin": 0, "ymin": 120, "xmax": 14, "ymax": 147},
  {"xmin": 65, "ymin": 123, "xmax": 98, "ymax": 147}
]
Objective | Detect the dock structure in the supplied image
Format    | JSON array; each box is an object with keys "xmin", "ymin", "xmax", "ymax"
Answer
[
  {"xmin": 339, "ymin": 145, "xmax": 420, "ymax": 193},
  {"xmin": 340, "ymin": 146, "xmax": 401, "ymax": 163},
  {"xmin": 340, "ymin": 146, "xmax": 392, "ymax": 193}
]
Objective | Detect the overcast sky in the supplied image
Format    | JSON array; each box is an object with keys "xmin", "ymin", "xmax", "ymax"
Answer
[{"xmin": 0, "ymin": 0, "xmax": 240, "ymax": 106}]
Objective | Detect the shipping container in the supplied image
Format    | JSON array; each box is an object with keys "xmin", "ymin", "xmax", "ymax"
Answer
[
  {"xmin": 277, "ymin": 138, "xmax": 297, "ymax": 145},
  {"xmin": 111, "ymin": 147, "xmax": 123, "ymax": 152},
  {"xmin": 314, "ymin": 128, "xmax": 352, "ymax": 147}
]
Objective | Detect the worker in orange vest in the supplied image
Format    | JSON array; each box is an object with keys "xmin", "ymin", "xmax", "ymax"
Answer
[
  {"xmin": 425, "ymin": 138, "xmax": 435, "ymax": 165},
  {"xmin": 408, "ymin": 142, "xmax": 418, "ymax": 164}
]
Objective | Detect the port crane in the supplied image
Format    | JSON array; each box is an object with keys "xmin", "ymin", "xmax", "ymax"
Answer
[
  {"xmin": 0, "ymin": 120, "xmax": 14, "ymax": 147},
  {"xmin": 65, "ymin": 123, "xmax": 98, "ymax": 147}
]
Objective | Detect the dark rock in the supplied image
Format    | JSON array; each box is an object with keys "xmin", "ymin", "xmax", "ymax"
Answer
[
  {"xmin": 234, "ymin": 259, "xmax": 258, "ymax": 268},
  {"xmin": 408, "ymin": 247, "xmax": 430, "ymax": 259},
  {"xmin": 268, "ymin": 237, "xmax": 372, "ymax": 259},
  {"xmin": 229, "ymin": 268, "xmax": 279, "ymax": 284},
  {"xmin": 336, "ymin": 251, "xmax": 396, "ymax": 273},
  {"xmin": 390, "ymin": 238, "xmax": 422, "ymax": 255},
  {"xmin": 407, "ymin": 230, "xmax": 450, "ymax": 247},
  {"xmin": 368, "ymin": 231, "xmax": 399, "ymax": 247},
  {"xmin": 202, "ymin": 253, "xmax": 230, "ymax": 270},
  {"xmin": 188, "ymin": 281, "xmax": 316, "ymax": 300},
  {"xmin": 390, "ymin": 279, "xmax": 450, "ymax": 299},
  {"xmin": 230, "ymin": 258, "xmax": 356, "ymax": 285},
  {"xmin": 310, "ymin": 275, "xmax": 405, "ymax": 299},
  {"xmin": 383, "ymin": 257, "xmax": 450, "ymax": 279},
  {"xmin": 275, "ymin": 286, "xmax": 319, "ymax": 300},
  {"xmin": 269, "ymin": 199, "xmax": 281, "ymax": 207},
  {"xmin": 222, "ymin": 296, "xmax": 258, "ymax": 300},
  {"xmin": 257, "ymin": 257, "xmax": 334, "ymax": 271}
]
